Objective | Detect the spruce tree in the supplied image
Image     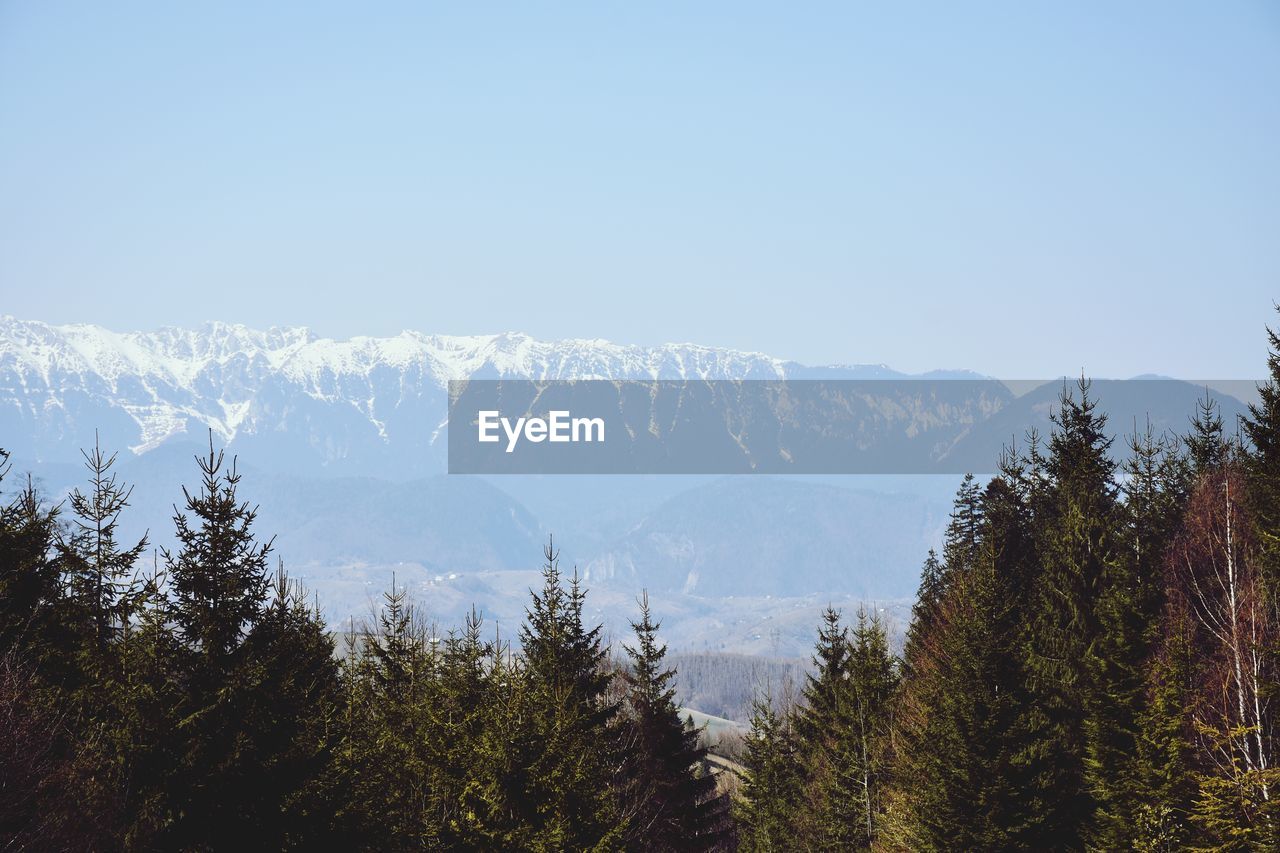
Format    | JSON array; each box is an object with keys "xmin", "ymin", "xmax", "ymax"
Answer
[
  {"xmin": 0, "ymin": 647, "xmax": 119, "ymax": 847},
  {"xmin": 842, "ymin": 608, "xmax": 898, "ymax": 849},
  {"xmin": 942, "ymin": 472, "xmax": 984, "ymax": 574},
  {"xmin": 343, "ymin": 579, "xmax": 440, "ymax": 850},
  {"xmin": 456, "ymin": 630, "xmax": 540, "ymax": 850},
  {"xmin": 55, "ymin": 435, "xmax": 148, "ymax": 655},
  {"xmin": 117, "ymin": 558, "xmax": 185, "ymax": 848},
  {"xmin": 897, "ymin": 475, "xmax": 986, "ymax": 701},
  {"xmin": 0, "ymin": 452, "xmax": 118, "ymax": 846},
  {"xmin": 891, "ymin": 473, "xmax": 1034, "ymax": 850},
  {"xmin": 794, "ymin": 606, "xmax": 850, "ymax": 756},
  {"xmin": 1019, "ymin": 378, "xmax": 1119, "ymax": 849},
  {"xmin": 0, "ymin": 461, "xmax": 63, "ymax": 667},
  {"xmin": 618, "ymin": 591, "xmax": 721, "ymax": 851},
  {"xmin": 434, "ymin": 606, "xmax": 500, "ymax": 849},
  {"xmin": 514, "ymin": 539, "xmax": 622, "ymax": 851},
  {"xmin": 792, "ymin": 606, "xmax": 856, "ymax": 847},
  {"xmin": 1127, "ymin": 393, "xmax": 1229, "ymax": 850},
  {"xmin": 1242, "ymin": 311, "xmax": 1280, "ymax": 752},
  {"xmin": 165, "ymin": 440, "xmax": 272, "ymax": 664},
  {"xmin": 1135, "ymin": 602, "xmax": 1199, "ymax": 851},
  {"xmin": 1244, "ymin": 310, "xmax": 1280, "ymax": 593},
  {"xmin": 788, "ymin": 606, "xmax": 896, "ymax": 849},
  {"xmin": 735, "ymin": 694, "xmax": 801, "ymax": 852},
  {"xmin": 898, "ymin": 476, "xmax": 984, "ymax": 687},
  {"xmin": 1187, "ymin": 389, "xmax": 1230, "ymax": 476},
  {"xmin": 1084, "ymin": 422, "xmax": 1185, "ymax": 847},
  {"xmin": 902, "ymin": 549, "xmax": 944, "ymax": 679},
  {"xmin": 238, "ymin": 567, "xmax": 344, "ymax": 851},
  {"xmin": 153, "ymin": 441, "xmax": 274, "ymax": 848},
  {"xmin": 44, "ymin": 439, "xmax": 153, "ymax": 843}
]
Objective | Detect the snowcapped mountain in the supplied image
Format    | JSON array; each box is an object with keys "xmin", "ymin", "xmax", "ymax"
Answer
[
  {"xmin": 0, "ymin": 316, "xmax": 928, "ymax": 475},
  {"xmin": 2, "ymin": 318, "xmax": 1250, "ymax": 647}
]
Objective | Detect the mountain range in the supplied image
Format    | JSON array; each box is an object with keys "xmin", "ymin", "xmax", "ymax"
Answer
[
  {"xmin": 2, "ymin": 316, "xmax": 979, "ymax": 476},
  {"xmin": 0, "ymin": 317, "xmax": 1254, "ymax": 655}
]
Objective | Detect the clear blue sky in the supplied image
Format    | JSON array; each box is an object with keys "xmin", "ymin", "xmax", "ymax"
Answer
[{"xmin": 1, "ymin": 1, "xmax": 1277, "ymax": 377}]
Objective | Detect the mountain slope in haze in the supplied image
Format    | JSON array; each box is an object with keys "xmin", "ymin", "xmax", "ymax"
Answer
[{"xmin": 583, "ymin": 478, "xmax": 946, "ymax": 598}]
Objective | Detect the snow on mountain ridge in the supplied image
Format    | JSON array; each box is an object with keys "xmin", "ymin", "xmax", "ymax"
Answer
[
  {"xmin": 0, "ymin": 317, "xmax": 806, "ymax": 459},
  {"xmin": 0, "ymin": 317, "xmax": 798, "ymax": 388},
  {"xmin": 0, "ymin": 317, "xmax": 1001, "ymax": 476}
]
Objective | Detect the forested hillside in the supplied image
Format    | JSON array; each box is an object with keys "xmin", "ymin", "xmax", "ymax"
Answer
[
  {"xmin": 3, "ymin": 317, "xmax": 1280, "ymax": 850},
  {"xmin": 734, "ymin": 321, "xmax": 1280, "ymax": 851}
]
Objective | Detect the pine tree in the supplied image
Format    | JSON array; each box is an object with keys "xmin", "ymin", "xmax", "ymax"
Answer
[
  {"xmin": 50, "ymin": 436, "xmax": 150, "ymax": 800},
  {"xmin": 165, "ymin": 439, "xmax": 273, "ymax": 664},
  {"xmin": 455, "ymin": 630, "xmax": 540, "ymax": 850},
  {"xmin": 787, "ymin": 605, "xmax": 896, "ymax": 849},
  {"xmin": 149, "ymin": 435, "xmax": 299, "ymax": 845},
  {"xmin": 942, "ymin": 472, "xmax": 984, "ymax": 575},
  {"xmin": 342, "ymin": 578, "xmax": 440, "ymax": 850},
  {"xmin": 1128, "ymin": 391, "xmax": 1230, "ymax": 850},
  {"xmin": 434, "ymin": 606, "xmax": 500, "ymax": 849},
  {"xmin": 116, "ymin": 558, "xmax": 185, "ymax": 848},
  {"xmin": 842, "ymin": 608, "xmax": 898, "ymax": 849},
  {"xmin": 1018, "ymin": 378, "xmax": 1120, "ymax": 849},
  {"xmin": 898, "ymin": 476, "xmax": 983, "ymax": 688},
  {"xmin": 735, "ymin": 693, "xmax": 801, "ymax": 852},
  {"xmin": 514, "ymin": 539, "xmax": 622, "ymax": 851},
  {"xmin": 237, "ymin": 567, "xmax": 344, "ymax": 851},
  {"xmin": 1242, "ymin": 311, "xmax": 1280, "ymax": 798},
  {"xmin": 1188, "ymin": 389, "xmax": 1231, "ymax": 476},
  {"xmin": 1244, "ymin": 309, "xmax": 1280, "ymax": 601},
  {"xmin": 890, "ymin": 473, "xmax": 1034, "ymax": 850},
  {"xmin": 0, "ymin": 460, "xmax": 64, "ymax": 667},
  {"xmin": 617, "ymin": 591, "xmax": 722, "ymax": 851},
  {"xmin": 0, "ymin": 453, "xmax": 118, "ymax": 847},
  {"xmin": 794, "ymin": 606, "xmax": 850, "ymax": 756},
  {"xmin": 902, "ymin": 549, "xmax": 944, "ymax": 680},
  {"xmin": 1085, "ymin": 422, "xmax": 1185, "ymax": 847},
  {"xmin": 1135, "ymin": 601, "xmax": 1199, "ymax": 851},
  {"xmin": 55, "ymin": 435, "xmax": 148, "ymax": 655}
]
